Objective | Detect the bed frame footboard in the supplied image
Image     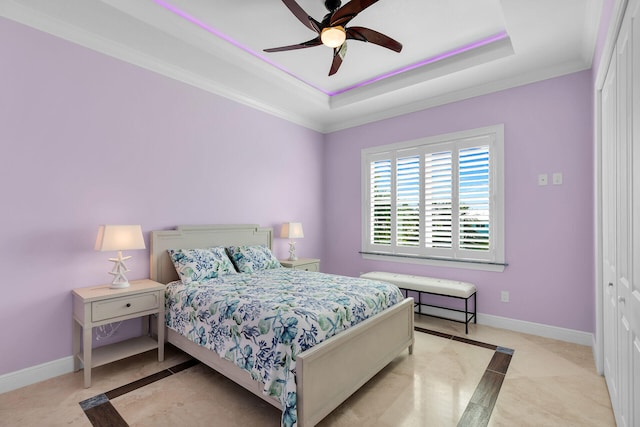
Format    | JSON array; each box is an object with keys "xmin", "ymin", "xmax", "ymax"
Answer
[
  {"xmin": 166, "ymin": 297, "xmax": 414, "ymax": 426},
  {"xmin": 296, "ymin": 297, "xmax": 415, "ymax": 427}
]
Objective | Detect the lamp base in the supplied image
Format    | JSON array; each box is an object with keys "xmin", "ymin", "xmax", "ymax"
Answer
[
  {"xmin": 108, "ymin": 251, "xmax": 132, "ymax": 289},
  {"xmin": 110, "ymin": 281, "xmax": 130, "ymax": 289},
  {"xmin": 288, "ymin": 241, "xmax": 298, "ymax": 261}
]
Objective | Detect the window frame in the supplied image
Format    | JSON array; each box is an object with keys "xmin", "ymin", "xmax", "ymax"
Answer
[{"xmin": 361, "ymin": 124, "xmax": 505, "ymax": 272}]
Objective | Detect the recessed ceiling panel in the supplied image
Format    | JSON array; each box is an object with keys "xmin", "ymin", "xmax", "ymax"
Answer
[
  {"xmin": 1, "ymin": 0, "xmax": 601, "ymax": 132},
  {"xmin": 153, "ymin": 0, "xmax": 508, "ymax": 94}
]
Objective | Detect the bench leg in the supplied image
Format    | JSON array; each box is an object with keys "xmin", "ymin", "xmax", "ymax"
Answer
[
  {"xmin": 474, "ymin": 292, "xmax": 477, "ymax": 324},
  {"xmin": 465, "ymin": 298, "xmax": 469, "ymax": 334}
]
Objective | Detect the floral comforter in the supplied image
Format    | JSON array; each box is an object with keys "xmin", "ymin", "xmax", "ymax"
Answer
[{"xmin": 165, "ymin": 268, "xmax": 403, "ymax": 427}]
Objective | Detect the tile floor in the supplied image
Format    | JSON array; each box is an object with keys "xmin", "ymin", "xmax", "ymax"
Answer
[{"xmin": 0, "ymin": 315, "xmax": 615, "ymax": 427}]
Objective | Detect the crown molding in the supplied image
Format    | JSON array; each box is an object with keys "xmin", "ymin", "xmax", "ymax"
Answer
[
  {"xmin": 321, "ymin": 59, "xmax": 591, "ymax": 133},
  {"xmin": 1, "ymin": 1, "xmax": 598, "ymax": 134},
  {"xmin": 0, "ymin": 1, "xmax": 329, "ymax": 132}
]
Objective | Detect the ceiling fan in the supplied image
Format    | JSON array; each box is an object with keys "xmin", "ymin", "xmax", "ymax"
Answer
[{"xmin": 264, "ymin": 0, "xmax": 403, "ymax": 76}]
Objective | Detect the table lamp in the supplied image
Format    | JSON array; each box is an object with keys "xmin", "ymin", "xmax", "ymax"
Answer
[
  {"xmin": 94, "ymin": 225, "xmax": 146, "ymax": 288},
  {"xmin": 281, "ymin": 222, "xmax": 304, "ymax": 261}
]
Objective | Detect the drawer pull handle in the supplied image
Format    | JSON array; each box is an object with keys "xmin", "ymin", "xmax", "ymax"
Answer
[{"xmin": 126, "ymin": 303, "xmax": 132, "ymax": 308}]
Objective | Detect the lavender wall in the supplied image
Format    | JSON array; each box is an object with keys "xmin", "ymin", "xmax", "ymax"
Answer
[
  {"xmin": 1, "ymin": 3, "xmax": 610, "ymax": 377},
  {"xmin": 0, "ymin": 18, "xmax": 324, "ymax": 376},
  {"xmin": 323, "ymin": 71, "xmax": 594, "ymax": 332}
]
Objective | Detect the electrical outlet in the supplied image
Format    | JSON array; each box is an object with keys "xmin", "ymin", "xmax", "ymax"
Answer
[{"xmin": 501, "ymin": 291, "xmax": 509, "ymax": 302}]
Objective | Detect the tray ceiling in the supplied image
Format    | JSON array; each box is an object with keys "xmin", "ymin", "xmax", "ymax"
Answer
[{"xmin": 1, "ymin": 0, "xmax": 602, "ymax": 132}]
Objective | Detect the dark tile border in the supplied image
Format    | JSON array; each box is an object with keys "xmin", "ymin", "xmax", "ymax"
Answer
[
  {"xmin": 414, "ymin": 326, "xmax": 514, "ymax": 426},
  {"xmin": 80, "ymin": 329, "xmax": 512, "ymax": 427},
  {"xmin": 79, "ymin": 359, "xmax": 199, "ymax": 427},
  {"xmin": 83, "ymin": 401, "xmax": 128, "ymax": 427}
]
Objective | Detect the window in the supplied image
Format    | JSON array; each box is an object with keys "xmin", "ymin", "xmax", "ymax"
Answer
[{"xmin": 361, "ymin": 125, "xmax": 505, "ymax": 271}]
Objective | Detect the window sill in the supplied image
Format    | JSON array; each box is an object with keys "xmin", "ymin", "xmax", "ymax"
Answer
[{"xmin": 360, "ymin": 252, "xmax": 506, "ymax": 272}]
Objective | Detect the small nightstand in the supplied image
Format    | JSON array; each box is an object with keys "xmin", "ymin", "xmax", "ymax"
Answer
[
  {"xmin": 72, "ymin": 279, "xmax": 165, "ymax": 387},
  {"xmin": 279, "ymin": 258, "xmax": 321, "ymax": 272}
]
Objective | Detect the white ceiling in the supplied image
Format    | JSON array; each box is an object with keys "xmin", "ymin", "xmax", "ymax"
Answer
[{"xmin": 1, "ymin": 0, "xmax": 602, "ymax": 133}]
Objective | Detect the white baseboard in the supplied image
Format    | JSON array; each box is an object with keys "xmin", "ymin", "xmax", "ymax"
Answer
[
  {"xmin": 0, "ymin": 312, "xmax": 595, "ymax": 395},
  {"xmin": 0, "ymin": 356, "xmax": 74, "ymax": 394},
  {"xmin": 592, "ymin": 334, "xmax": 604, "ymax": 375},
  {"xmin": 477, "ymin": 313, "xmax": 594, "ymax": 346},
  {"xmin": 415, "ymin": 304, "xmax": 594, "ymax": 346}
]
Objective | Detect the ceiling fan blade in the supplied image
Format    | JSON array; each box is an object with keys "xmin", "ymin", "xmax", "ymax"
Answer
[
  {"xmin": 329, "ymin": 43, "xmax": 347, "ymax": 76},
  {"xmin": 281, "ymin": 0, "xmax": 321, "ymax": 33},
  {"xmin": 330, "ymin": 0, "xmax": 380, "ymax": 27},
  {"xmin": 329, "ymin": 52, "xmax": 343, "ymax": 76},
  {"xmin": 264, "ymin": 37, "xmax": 322, "ymax": 53},
  {"xmin": 346, "ymin": 26, "xmax": 402, "ymax": 52}
]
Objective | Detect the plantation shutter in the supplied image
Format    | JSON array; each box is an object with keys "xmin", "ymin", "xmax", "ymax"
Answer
[
  {"xmin": 362, "ymin": 124, "xmax": 503, "ymax": 267},
  {"xmin": 396, "ymin": 155, "xmax": 420, "ymax": 247},
  {"xmin": 370, "ymin": 159, "xmax": 392, "ymax": 245},
  {"xmin": 458, "ymin": 146, "xmax": 490, "ymax": 251},
  {"xmin": 424, "ymin": 151, "xmax": 453, "ymax": 249}
]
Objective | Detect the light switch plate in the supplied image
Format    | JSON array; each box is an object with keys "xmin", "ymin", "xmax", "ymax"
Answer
[
  {"xmin": 538, "ymin": 174, "xmax": 548, "ymax": 186},
  {"xmin": 553, "ymin": 172, "xmax": 563, "ymax": 185}
]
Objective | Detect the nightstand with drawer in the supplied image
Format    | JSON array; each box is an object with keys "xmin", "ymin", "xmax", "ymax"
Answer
[
  {"xmin": 72, "ymin": 279, "xmax": 165, "ymax": 387},
  {"xmin": 279, "ymin": 258, "xmax": 321, "ymax": 272}
]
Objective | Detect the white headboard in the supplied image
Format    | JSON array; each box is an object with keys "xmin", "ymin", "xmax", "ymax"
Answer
[{"xmin": 150, "ymin": 224, "xmax": 274, "ymax": 284}]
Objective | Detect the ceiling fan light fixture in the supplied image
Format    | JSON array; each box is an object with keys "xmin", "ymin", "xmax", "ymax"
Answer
[{"xmin": 321, "ymin": 26, "xmax": 346, "ymax": 48}]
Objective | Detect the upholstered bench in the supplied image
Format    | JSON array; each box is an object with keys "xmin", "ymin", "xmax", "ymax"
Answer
[{"xmin": 360, "ymin": 272, "xmax": 477, "ymax": 334}]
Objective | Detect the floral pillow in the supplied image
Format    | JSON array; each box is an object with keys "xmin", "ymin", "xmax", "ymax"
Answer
[
  {"xmin": 226, "ymin": 245, "xmax": 282, "ymax": 273},
  {"xmin": 168, "ymin": 247, "xmax": 237, "ymax": 284}
]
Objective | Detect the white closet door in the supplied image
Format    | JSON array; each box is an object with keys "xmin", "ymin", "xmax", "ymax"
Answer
[
  {"xmin": 629, "ymin": 1, "xmax": 640, "ymax": 425},
  {"xmin": 615, "ymin": 11, "xmax": 632, "ymax": 427},
  {"xmin": 605, "ymin": 2, "xmax": 640, "ymax": 426},
  {"xmin": 601, "ymin": 1, "xmax": 640, "ymax": 424},
  {"xmin": 602, "ymin": 45, "xmax": 618, "ymax": 411}
]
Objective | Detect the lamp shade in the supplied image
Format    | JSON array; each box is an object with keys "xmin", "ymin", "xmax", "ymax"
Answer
[
  {"xmin": 95, "ymin": 225, "xmax": 146, "ymax": 252},
  {"xmin": 280, "ymin": 222, "xmax": 304, "ymax": 239}
]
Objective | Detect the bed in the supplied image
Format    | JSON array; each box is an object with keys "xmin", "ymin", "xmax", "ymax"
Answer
[{"xmin": 150, "ymin": 224, "xmax": 414, "ymax": 427}]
